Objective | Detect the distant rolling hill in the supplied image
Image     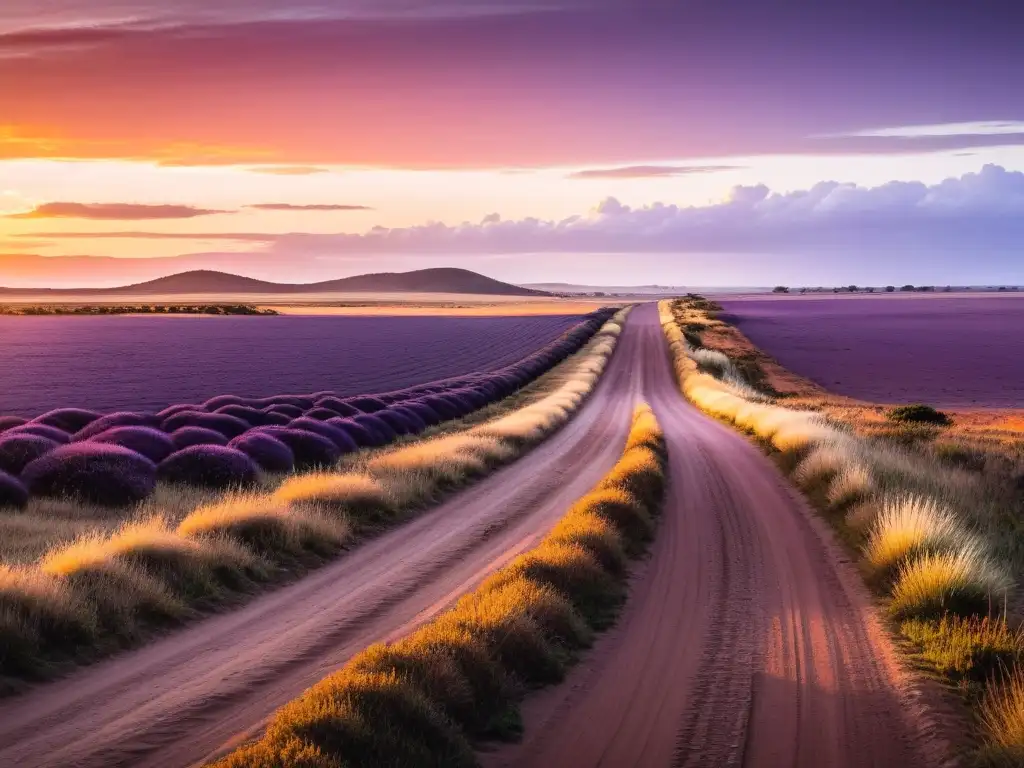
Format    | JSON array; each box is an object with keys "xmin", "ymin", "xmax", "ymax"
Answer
[{"xmin": 0, "ymin": 268, "xmax": 550, "ymax": 298}]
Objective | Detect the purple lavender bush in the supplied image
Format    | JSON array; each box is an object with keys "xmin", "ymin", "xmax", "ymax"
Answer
[
  {"xmin": 0, "ymin": 470, "xmax": 28, "ymax": 510},
  {"xmin": 288, "ymin": 418, "xmax": 359, "ymax": 454},
  {"xmin": 90, "ymin": 426, "xmax": 176, "ymax": 463},
  {"xmin": 21, "ymin": 443, "xmax": 157, "ymax": 506},
  {"xmin": 157, "ymin": 446, "xmax": 260, "ymax": 489},
  {"xmin": 229, "ymin": 432, "xmax": 295, "ymax": 473},
  {"xmin": 33, "ymin": 408, "xmax": 101, "ymax": 433},
  {"xmin": 169, "ymin": 426, "xmax": 229, "ymax": 450},
  {"xmin": 0, "ymin": 434, "xmax": 60, "ymax": 475},
  {"xmin": 256, "ymin": 427, "xmax": 340, "ymax": 470},
  {"xmin": 75, "ymin": 412, "xmax": 162, "ymax": 440}
]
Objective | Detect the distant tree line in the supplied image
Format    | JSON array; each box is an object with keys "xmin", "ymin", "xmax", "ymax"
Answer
[{"xmin": 0, "ymin": 304, "xmax": 279, "ymax": 316}]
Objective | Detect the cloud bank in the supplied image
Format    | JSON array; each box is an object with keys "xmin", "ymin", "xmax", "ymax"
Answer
[
  {"xmin": 247, "ymin": 203, "xmax": 372, "ymax": 212},
  {"xmin": 8, "ymin": 203, "xmax": 228, "ymax": 220},
  {"xmin": 568, "ymin": 165, "xmax": 740, "ymax": 180},
  {"xmin": 4, "ymin": 165, "xmax": 1024, "ymax": 286}
]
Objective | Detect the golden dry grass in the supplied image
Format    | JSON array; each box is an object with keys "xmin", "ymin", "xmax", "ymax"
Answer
[
  {"xmin": 210, "ymin": 405, "xmax": 666, "ymax": 767},
  {"xmin": 980, "ymin": 670, "xmax": 1024, "ymax": 766},
  {"xmin": 890, "ymin": 547, "xmax": 1012, "ymax": 620},
  {"xmin": 863, "ymin": 496, "xmax": 967, "ymax": 584}
]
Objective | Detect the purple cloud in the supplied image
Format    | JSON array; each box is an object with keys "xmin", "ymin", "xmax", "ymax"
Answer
[
  {"xmin": 247, "ymin": 203, "xmax": 372, "ymax": 211},
  {"xmin": 568, "ymin": 165, "xmax": 741, "ymax": 180}
]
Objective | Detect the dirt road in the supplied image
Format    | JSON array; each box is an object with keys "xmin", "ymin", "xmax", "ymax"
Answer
[
  {"xmin": 483, "ymin": 305, "xmax": 932, "ymax": 768},
  {"xmin": 0, "ymin": 305, "xmax": 931, "ymax": 767}
]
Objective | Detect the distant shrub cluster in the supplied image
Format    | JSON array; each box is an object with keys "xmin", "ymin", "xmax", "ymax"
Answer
[
  {"xmin": 0, "ymin": 305, "xmax": 278, "ymax": 316},
  {"xmin": 0, "ymin": 309, "xmax": 616, "ymax": 508},
  {"xmin": 211, "ymin": 405, "xmax": 667, "ymax": 768},
  {"xmin": 886, "ymin": 404, "xmax": 952, "ymax": 426}
]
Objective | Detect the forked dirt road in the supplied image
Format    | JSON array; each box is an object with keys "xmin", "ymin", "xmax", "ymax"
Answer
[{"xmin": 0, "ymin": 305, "xmax": 932, "ymax": 767}]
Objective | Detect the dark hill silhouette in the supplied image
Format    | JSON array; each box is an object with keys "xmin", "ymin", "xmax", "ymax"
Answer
[{"xmin": 0, "ymin": 268, "xmax": 549, "ymax": 297}]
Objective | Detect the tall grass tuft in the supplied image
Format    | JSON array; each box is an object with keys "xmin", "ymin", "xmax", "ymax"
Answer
[
  {"xmin": 210, "ymin": 404, "xmax": 667, "ymax": 767},
  {"xmin": 863, "ymin": 495, "xmax": 969, "ymax": 585},
  {"xmin": 890, "ymin": 547, "xmax": 1011, "ymax": 620}
]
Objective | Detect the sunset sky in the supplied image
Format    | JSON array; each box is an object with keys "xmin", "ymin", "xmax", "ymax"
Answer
[{"xmin": 2, "ymin": 0, "xmax": 1023, "ymax": 287}]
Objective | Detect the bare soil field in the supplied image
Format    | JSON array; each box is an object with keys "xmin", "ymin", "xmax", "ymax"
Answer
[
  {"xmin": 0, "ymin": 314, "xmax": 582, "ymax": 414},
  {"xmin": 0, "ymin": 305, "xmax": 935, "ymax": 767},
  {"xmin": 718, "ymin": 295, "xmax": 1024, "ymax": 408}
]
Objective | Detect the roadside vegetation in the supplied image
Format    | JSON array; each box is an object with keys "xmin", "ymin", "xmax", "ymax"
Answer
[
  {"xmin": 0, "ymin": 309, "xmax": 629, "ymax": 691},
  {"xmin": 210, "ymin": 404, "xmax": 667, "ymax": 768},
  {"xmin": 0, "ymin": 304, "xmax": 278, "ymax": 316},
  {"xmin": 660, "ymin": 296, "xmax": 1024, "ymax": 765}
]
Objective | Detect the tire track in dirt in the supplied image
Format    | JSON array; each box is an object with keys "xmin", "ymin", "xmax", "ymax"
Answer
[{"xmin": 481, "ymin": 303, "xmax": 933, "ymax": 768}]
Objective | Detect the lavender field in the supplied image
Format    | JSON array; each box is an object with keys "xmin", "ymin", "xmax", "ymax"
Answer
[
  {"xmin": 720, "ymin": 295, "xmax": 1024, "ymax": 407},
  {"xmin": 0, "ymin": 314, "xmax": 583, "ymax": 414}
]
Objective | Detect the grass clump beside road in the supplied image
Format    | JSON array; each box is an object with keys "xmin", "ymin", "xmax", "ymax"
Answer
[
  {"xmin": 0, "ymin": 310, "xmax": 630, "ymax": 691},
  {"xmin": 211, "ymin": 405, "xmax": 667, "ymax": 768},
  {"xmin": 659, "ymin": 296, "xmax": 1024, "ymax": 761}
]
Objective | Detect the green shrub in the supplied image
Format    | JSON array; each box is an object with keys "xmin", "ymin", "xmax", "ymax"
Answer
[{"xmin": 886, "ymin": 404, "xmax": 952, "ymax": 426}]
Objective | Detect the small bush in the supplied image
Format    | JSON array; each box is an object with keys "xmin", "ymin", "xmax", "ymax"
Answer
[
  {"xmin": 886, "ymin": 404, "xmax": 952, "ymax": 426},
  {"xmin": 0, "ymin": 434, "xmax": 60, "ymax": 475},
  {"xmin": 0, "ymin": 416, "xmax": 27, "ymax": 434},
  {"xmin": 169, "ymin": 426, "xmax": 229, "ymax": 450},
  {"xmin": 33, "ymin": 408, "xmax": 101, "ymax": 433},
  {"xmin": 258, "ymin": 428, "xmax": 341, "ymax": 470},
  {"xmin": 229, "ymin": 432, "xmax": 296, "ymax": 473},
  {"xmin": 90, "ymin": 426, "xmax": 176, "ymax": 463},
  {"xmin": 890, "ymin": 547, "xmax": 1011, "ymax": 620},
  {"xmin": 158, "ymin": 446, "xmax": 260, "ymax": 490},
  {"xmin": 8, "ymin": 424, "xmax": 72, "ymax": 445},
  {"xmin": 75, "ymin": 412, "xmax": 161, "ymax": 440},
  {"xmin": 351, "ymin": 414, "xmax": 397, "ymax": 446},
  {"xmin": 263, "ymin": 404, "xmax": 304, "ymax": 419},
  {"xmin": 22, "ymin": 443, "xmax": 157, "ymax": 506},
  {"xmin": 303, "ymin": 407, "xmax": 342, "ymax": 422},
  {"xmin": 0, "ymin": 470, "xmax": 28, "ymax": 510},
  {"xmin": 289, "ymin": 418, "xmax": 359, "ymax": 454},
  {"xmin": 345, "ymin": 396, "xmax": 388, "ymax": 414},
  {"xmin": 316, "ymin": 397, "xmax": 361, "ymax": 418},
  {"xmin": 325, "ymin": 418, "xmax": 376, "ymax": 449},
  {"xmin": 161, "ymin": 411, "xmax": 250, "ymax": 439},
  {"xmin": 217, "ymin": 405, "xmax": 288, "ymax": 427}
]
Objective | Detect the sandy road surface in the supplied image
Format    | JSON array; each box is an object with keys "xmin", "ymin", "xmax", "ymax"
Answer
[
  {"xmin": 484, "ymin": 304, "xmax": 929, "ymax": 768},
  {"xmin": 0, "ymin": 305, "xmax": 929, "ymax": 767}
]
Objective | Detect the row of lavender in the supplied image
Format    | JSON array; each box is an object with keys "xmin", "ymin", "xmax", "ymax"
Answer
[{"xmin": 0, "ymin": 309, "xmax": 615, "ymax": 509}]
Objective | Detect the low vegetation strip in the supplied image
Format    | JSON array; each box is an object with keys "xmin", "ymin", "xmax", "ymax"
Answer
[
  {"xmin": 209, "ymin": 404, "xmax": 667, "ymax": 768},
  {"xmin": 0, "ymin": 305, "xmax": 279, "ymax": 316},
  {"xmin": 659, "ymin": 297, "xmax": 1023, "ymax": 764},
  {"xmin": 0, "ymin": 310, "xmax": 629, "ymax": 692}
]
